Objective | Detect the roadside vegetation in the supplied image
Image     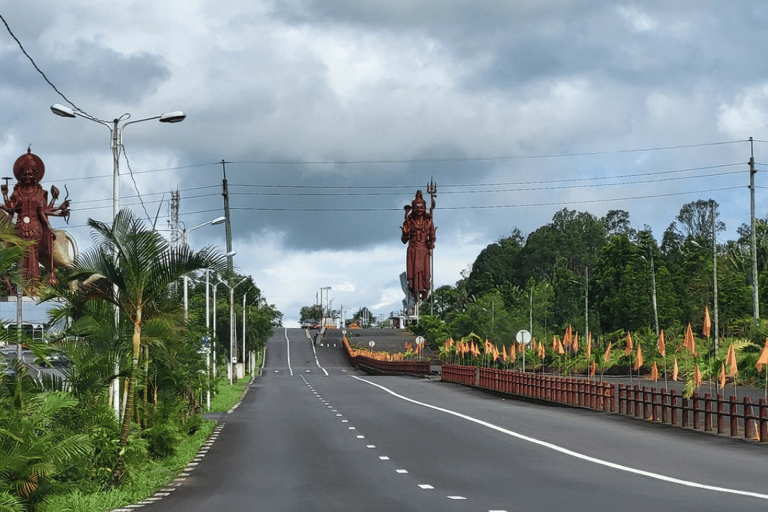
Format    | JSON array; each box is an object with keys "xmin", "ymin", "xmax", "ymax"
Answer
[
  {"xmin": 411, "ymin": 202, "xmax": 768, "ymax": 396},
  {"xmin": 0, "ymin": 210, "xmax": 280, "ymax": 511}
]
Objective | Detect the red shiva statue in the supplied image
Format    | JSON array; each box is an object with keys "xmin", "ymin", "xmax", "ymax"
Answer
[
  {"xmin": 401, "ymin": 181, "xmax": 436, "ymax": 303},
  {"xmin": 1, "ymin": 149, "xmax": 70, "ymax": 290}
]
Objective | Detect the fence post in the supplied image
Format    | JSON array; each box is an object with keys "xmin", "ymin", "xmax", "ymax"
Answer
[
  {"xmin": 744, "ymin": 396, "xmax": 754, "ymax": 440},
  {"xmin": 760, "ymin": 399, "xmax": 768, "ymax": 442},
  {"xmin": 693, "ymin": 393, "xmax": 700, "ymax": 430},
  {"xmin": 730, "ymin": 396, "xmax": 739, "ymax": 437},
  {"xmin": 715, "ymin": 394, "xmax": 724, "ymax": 434},
  {"xmin": 670, "ymin": 389, "xmax": 678, "ymax": 426},
  {"xmin": 705, "ymin": 393, "xmax": 713, "ymax": 432}
]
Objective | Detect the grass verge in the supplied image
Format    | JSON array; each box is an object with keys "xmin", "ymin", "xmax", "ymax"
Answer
[{"xmin": 41, "ymin": 370, "xmax": 257, "ymax": 512}]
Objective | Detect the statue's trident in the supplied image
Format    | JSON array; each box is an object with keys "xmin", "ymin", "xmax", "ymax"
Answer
[{"xmin": 426, "ymin": 177, "xmax": 437, "ymax": 217}]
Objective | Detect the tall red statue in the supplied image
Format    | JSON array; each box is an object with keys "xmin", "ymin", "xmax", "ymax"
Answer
[
  {"xmin": 401, "ymin": 181, "xmax": 436, "ymax": 303},
  {"xmin": 1, "ymin": 149, "xmax": 70, "ymax": 289}
]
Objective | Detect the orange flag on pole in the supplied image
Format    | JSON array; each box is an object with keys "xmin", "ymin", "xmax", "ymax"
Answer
[
  {"xmin": 573, "ymin": 332, "xmax": 579, "ymax": 352},
  {"xmin": 703, "ymin": 306, "xmax": 712, "ymax": 338},
  {"xmin": 719, "ymin": 363, "xmax": 726, "ymax": 389},
  {"xmin": 538, "ymin": 341, "xmax": 546, "ymax": 359},
  {"xmin": 556, "ymin": 338, "xmax": 565, "ymax": 355},
  {"xmin": 586, "ymin": 332, "xmax": 592, "ymax": 359},
  {"xmin": 726, "ymin": 343, "xmax": 738, "ymax": 377},
  {"xmin": 563, "ymin": 325, "xmax": 572, "ymax": 350},
  {"xmin": 625, "ymin": 332, "xmax": 633, "ymax": 356},
  {"xmin": 590, "ymin": 359, "xmax": 596, "ymax": 376},
  {"xmin": 683, "ymin": 323, "xmax": 696, "ymax": 355},
  {"xmin": 510, "ymin": 342, "xmax": 517, "ymax": 362},
  {"xmin": 657, "ymin": 329, "xmax": 666, "ymax": 357},
  {"xmin": 757, "ymin": 339, "xmax": 768, "ymax": 371},
  {"xmin": 651, "ymin": 362, "xmax": 659, "ymax": 382},
  {"xmin": 673, "ymin": 358, "xmax": 679, "ymax": 381},
  {"xmin": 694, "ymin": 364, "xmax": 702, "ymax": 389},
  {"xmin": 603, "ymin": 342, "xmax": 612, "ymax": 364},
  {"xmin": 634, "ymin": 344, "xmax": 643, "ymax": 371}
]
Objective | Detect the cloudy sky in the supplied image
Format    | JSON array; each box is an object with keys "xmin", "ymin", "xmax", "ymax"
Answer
[{"xmin": 2, "ymin": 2, "xmax": 768, "ymax": 326}]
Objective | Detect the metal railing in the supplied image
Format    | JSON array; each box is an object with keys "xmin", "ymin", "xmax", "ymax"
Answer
[{"xmin": 441, "ymin": 363, "xmax": 768, "ymax": 442}]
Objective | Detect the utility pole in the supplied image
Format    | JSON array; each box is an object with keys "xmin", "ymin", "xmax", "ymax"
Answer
[
  {"xmin": 221, "ymin": 160, "xmax": 234, "ymax": 278},
  {"xmin": 751, "ymin": 137, "xmax": 760, "ymax": 326},
  {"xmin": 712, "ymin": 200, "xmax": 719, "ymax": 353}
]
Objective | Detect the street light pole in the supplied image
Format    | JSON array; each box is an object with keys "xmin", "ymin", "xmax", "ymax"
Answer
[
  {"xmin": 51, "ymin": 103, "xmax": 185, "ymax": 420},
  {"xmin": 218, "ymin": 276, "xmax": 248, "ymax": 383},
  {"xmin": 182, "ymin": 216, "xmax": 226, "ymax": 320}
]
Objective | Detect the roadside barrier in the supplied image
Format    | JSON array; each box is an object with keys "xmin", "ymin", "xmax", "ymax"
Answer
[
  {"xmin": 441, "ymin": 363, "xmax": 768, "ymax": 442},
  {"xmin": 342, "ymin": 337, "xmax": 431, "ymax": 377}
]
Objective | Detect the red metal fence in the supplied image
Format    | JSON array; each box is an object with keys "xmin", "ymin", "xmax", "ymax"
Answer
[{"xmin": 442, "ymin": 363, "xmax": 768, "ymax": 442}]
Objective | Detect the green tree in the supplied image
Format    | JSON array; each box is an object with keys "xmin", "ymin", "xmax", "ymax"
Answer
[
  {"xmin": 64, "ymin": 209, "xmax": 226, "ymax": 485},
  {"xmin": 300, "ymin": 305, "xmax": 323, "ymax": 322}
]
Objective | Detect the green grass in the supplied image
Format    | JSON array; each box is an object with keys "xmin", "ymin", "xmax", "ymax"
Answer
[
  {"xmin": 209, "ymin": 377, "xmax": 250, "ymax": 413},
  {"xmin": 41, "ymin": 421, "xmax": 215, "ymax": 512},
  {"xmin": 41, "ymin": 365, "xmax": 259, "ymax": 512}
]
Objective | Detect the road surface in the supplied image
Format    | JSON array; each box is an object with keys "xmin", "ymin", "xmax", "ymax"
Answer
[{"xmin": 132, "ymin": 328, "xmax": 768, "ymax": 511}]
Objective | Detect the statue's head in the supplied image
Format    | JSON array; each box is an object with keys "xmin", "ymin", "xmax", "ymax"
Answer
[
  {"xmin": 14, "ymin": 149, "xmax": 44, "ymax": 185},
  {"xmin": 412, "ymin": 190, "xmax": 426, "ymax": 216}
]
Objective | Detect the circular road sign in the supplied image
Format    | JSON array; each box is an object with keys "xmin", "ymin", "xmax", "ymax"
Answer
[{"xmin": 516, "ymin": 329, "xmax": 532, "ymax": 345}]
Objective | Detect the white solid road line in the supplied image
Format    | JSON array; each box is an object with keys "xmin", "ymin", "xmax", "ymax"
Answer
[{"xmin": 353, "ymin": 375, "xmax": 768, "ymax": 501}]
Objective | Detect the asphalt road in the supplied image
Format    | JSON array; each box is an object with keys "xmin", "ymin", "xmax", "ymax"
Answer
[{"xmin": 132, "ymin": 328, "xmax": 768, "ymax": 512}]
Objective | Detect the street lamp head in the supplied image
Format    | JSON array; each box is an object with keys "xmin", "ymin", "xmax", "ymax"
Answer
[
  {"xmin": 211, "ymin": 216, "xmax": 226, "ymax": 225},
  {"xmin": 159, "ymin": 111, "xmax": 186, "ymax": 123},
  {"xmin": 225, "ymin": 250, "xmax": 237, "ymax": 257},
  {"xmin": 50, "ymin": 104, "xmax": 76, "ymax": 118}
]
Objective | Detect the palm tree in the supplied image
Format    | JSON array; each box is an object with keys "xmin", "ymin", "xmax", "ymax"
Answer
[{"xmin": 64, "ymin": 209, "xmax": 226, "ymax": 484}]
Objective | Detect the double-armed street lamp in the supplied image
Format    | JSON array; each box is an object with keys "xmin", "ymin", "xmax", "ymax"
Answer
[
  {"xmin": 182, "ymin": 216, "xmax": 226, "ymax": 320},
  {"xmin": 50, "ymin": 104, "xmax": 186, "ymax": 222},
  {"xmin": 51, "ymin": 103, "xmax": 185, "ymax": 419},
  {"xmin": 217, "ymin": 276, "xmax": 248, "ymax": 383},
  {"xmin": 208, "ymin": 250, "xmax": 235, "ymax": 381}
]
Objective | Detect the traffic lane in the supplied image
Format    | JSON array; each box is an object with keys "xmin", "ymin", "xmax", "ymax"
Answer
[
  {"xmin": 285, "ymin": 327, "xmax": 352, "ymax": 375},
  {"xmin": 340, "ymin": 375, "xmax": 768, "ymax": 488},
  {"xmin": 139, "ymin": 368, "xmax": 449, "ymax": 511},
  {"xmin": 306, "ymin": 374, "xmax": 768, "ymax": 511}
]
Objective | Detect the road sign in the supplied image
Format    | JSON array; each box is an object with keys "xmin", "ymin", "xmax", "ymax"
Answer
[
  {"xmin": 516, "ymin": 329, "xmax": 532, "ymax": 345},
  {"xmin": 369, "ymin": 340, "xmax": 375, "ymax": 349}
]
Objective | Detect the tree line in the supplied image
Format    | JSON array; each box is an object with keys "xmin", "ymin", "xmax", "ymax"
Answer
[{"xmin": 422, "ymin": 200, "xmax": 768, "ymax": 351}]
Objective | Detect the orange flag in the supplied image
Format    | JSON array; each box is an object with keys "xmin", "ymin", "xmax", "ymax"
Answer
[
  {"xmin": 586, "ymin": 332, "xmax": 592, "ymax": 359},
  {"xmin": 694, "ymin": 364, "xmax": 702, "ymax": 389},
  {"xmin": 683, "ymin": 323, "xmax": 696, "ymax": 355},
  {"xmin": 573, "ymin": 332, "xmax": 579, "ymax": 352},
  {"xmin": 672, "ymin": 358, "xmax": 679, "ymax": 381},
  {"xmin": 552, "ymin": 336, "xmax": 558, "ymax": 351},
  {"xmin": 726, "ymin": 343, "xmax": 738, "ymax": 377},
  {"xmin": 657, "ymin": 329, "xmax": 665, "ymax": 357},
  {"xmin": 703, "ymin": 306, "xmax": 711, "ymax": 338},
  {"xmin": 719, "ymin": 363, "xmax": 726, "ymax": 389},
  {"xmin": 634, "ymin": 344, "xmax": 643, "ymax": 371},
  {"xmin": 625, "ymin": 332, "xmax": 633, "ymax": 356},
  {"xmin": 538, "ymin": 341, "xmax": 546, "ymax": 359},
  {"xmin": 651, "ymin": 362, "xmax": 658, "ymax": 382},
  {"xmin": 590, "ymin": 359, "xmax": 596, "ymax": 376},
  {"xmin": 502, "ymin": 344, "xmax": 509, "ymax": 362},
  {"xmin": 603, "ymin": 342, "xmax": 612, "ymax": 364},
  {"xmin": 757, "ymin": 339, "xmax": 768, "ymax": 371},
  {"xmin": 556, "ymin": 338, "xmax": 565, "ymax": 355},
  {"xmin": 563, "ymin": 325, "xmax": 572, "ymax": 350}
]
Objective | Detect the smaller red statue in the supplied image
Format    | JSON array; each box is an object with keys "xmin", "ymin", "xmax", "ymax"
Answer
[
  {"xmin": 401, "ymin": 180, "xmax": 436, "ymax": 303},
  {"xmin": 1, "ymin": 149, "xmax": 70, "ymax": 290}
]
